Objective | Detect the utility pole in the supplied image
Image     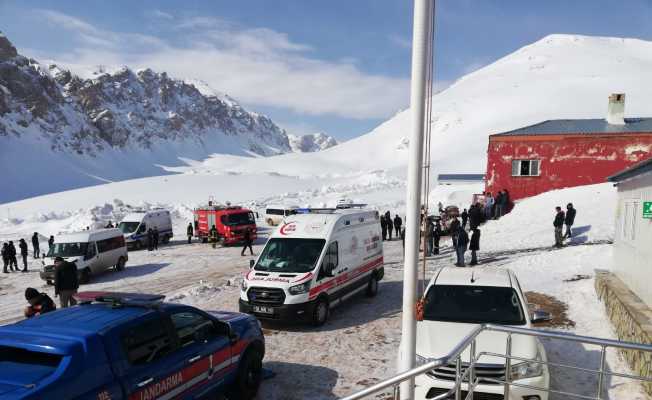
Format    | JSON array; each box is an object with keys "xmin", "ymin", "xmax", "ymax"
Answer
[{"xmin": 399, "ymin": 0, "xmax": 433, "ymax": 399}]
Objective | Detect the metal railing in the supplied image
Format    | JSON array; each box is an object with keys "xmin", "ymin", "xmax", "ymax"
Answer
[{"xmin": 340, "ymin": 324, "xmax": 652, "ymax": 400}]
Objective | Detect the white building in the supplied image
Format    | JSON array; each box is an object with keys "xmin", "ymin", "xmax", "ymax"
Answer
[{"xmin": 608, "ymin": 157, "xmax": 652, "ymax": 306}]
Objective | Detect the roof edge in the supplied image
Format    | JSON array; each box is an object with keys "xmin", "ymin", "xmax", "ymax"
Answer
[{"xmin": 607, "ymin": 156, "xmax": 652, "ymax": 182}]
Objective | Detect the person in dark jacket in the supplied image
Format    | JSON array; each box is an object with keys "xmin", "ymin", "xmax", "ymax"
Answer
[
  {"xmin": 394, "ymin": 215, "xmax": 402, "ymax": 238},
  {"xmin": 553, "ymin": 206, "xmax": 565, "ymax": 248},
  {"xmin": 469, "ymin": 228, "xmax": 481, "ymax": 266},
  {"xmin": 7, "ymin": 241, "xmax": 17, "ymax": 271},
  {"xmin": 1, "ymin": 243, "xmax": 9, "ymax": 273},
  {"xmin": 147, "ymin": 228, "xmax": 154, "ymax": 251},
  {"xmin": 433, "ymin": 220, "xmax": 441, "ymax": 255},
  {"xmin": 53, "ymin": 257, "xmax": 78, "ymax": 308},
  {"xmin": 449, "ymin": 218, "xmax": 460, "ymax": 248},
  {"xmin": 424, "ymin": 218, "xmax": 434, "ymax": 255},
  {"xmin": 24, "ymin": 288, "xmax": 56, "ymax": 318},
  {"xmin": 564, "ymin": 203, "xmax": 577, "ymax": 239},
  {"xmin": 241, "ymin": 228, "xmax": 254, "ymax": 256},
  {"xmin": 454, "ymin": 226, "xmax": 469, "ymax": 267},
  {"xmin": 210, "ymin": 225, "xmax": 218, "ymax": 248},
  {"xmin": 18, "ymin": 239, "xmax": 28, "ymax": 272},
  {"xmin": 380, "ymin": 216, "xmax": 387, "ymax": 241},
  {"xmin": 468, "ymin": 203, "xmax": 483, "ymax": 230},
  {"xmin": 48, "ymin": 235, "xmax": 55, "ymax": 251},
  {"xmin": 461, "ymin": 209, "xmax": 469, "ymax": 230},
  {"xmin": 32, "ymin": 232, "xmax": 40, "ymax": 259},
  {"xmin": 386, "ymin": 216, "xmax": 394, "ymax": 241},
  {"xmin": 153, "ymin": 227, "xmax": 159, "ymax": 250},
  {"xmin": 187, "ymin": 223, "xmax": 194, "ymax": 244}
]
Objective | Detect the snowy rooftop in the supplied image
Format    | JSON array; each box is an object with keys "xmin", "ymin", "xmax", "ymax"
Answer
[{"xmin": 493, "ymin": 118, "xmax": 652, "ymax": 137}]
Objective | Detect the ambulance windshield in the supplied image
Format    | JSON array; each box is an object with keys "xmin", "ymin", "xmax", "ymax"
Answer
[{"xmin": 255, "ymin": 238, "xmax": 325, "ymax": 273}]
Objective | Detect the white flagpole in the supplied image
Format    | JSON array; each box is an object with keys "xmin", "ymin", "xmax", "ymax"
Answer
[{"xmin": 399, "ymin": 0, "xmax": 433, "ymax": 398}]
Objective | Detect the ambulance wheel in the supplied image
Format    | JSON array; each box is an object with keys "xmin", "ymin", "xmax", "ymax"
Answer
[
  {"xmin": 227, "ymin": 349, "xmax": 263, "ymax": 400},
  {"xmin": 366, "ymin": 275, "xmax": 379, "ymax": 297},
  {"xmin": 162, "ymin": 235, "xmax": 170, "ymax": 244},
  {"xmin": 312, "ymin": 297, "xmax": 329, "ymax": 326}
]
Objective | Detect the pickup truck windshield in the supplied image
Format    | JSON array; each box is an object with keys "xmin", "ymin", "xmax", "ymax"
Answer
[
  {"xmin": 222, "ymin": 212, "xmax": 255, "ymax": 226},
  {"xmin": 423, "ymin": 285, "xmax": 526, "ymax": 325},
  {"xmin": 47, "ymin": 242, "xmax": 89, "ymax": 258},
  {"xmin": 255, "ymin": 238, "xmax": 325, "ymax": 273},
  {"xmin": 118, "ymin": 221, "xmax": 140, "ymax": 234},
  {"xmin": 0, "ymin": 346, "xmax": 62, "ymax": 384}
]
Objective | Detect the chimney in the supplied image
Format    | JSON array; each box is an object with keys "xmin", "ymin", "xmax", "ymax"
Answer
[{"xmin": 606, "ymin": 93, "xmax": 625, "ymax": 125}]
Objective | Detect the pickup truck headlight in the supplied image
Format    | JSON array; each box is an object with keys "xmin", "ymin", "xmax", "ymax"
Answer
[
  {"xmin": 288, "ymin": 281, "xmax": 311, "ymax": 295},
  {"xmin": 510, "ymin": 352, "xmax": 544, "ymax": 380}
]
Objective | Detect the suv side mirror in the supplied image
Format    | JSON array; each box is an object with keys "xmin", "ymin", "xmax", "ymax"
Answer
[
  {"xmin": 531, "ymin": 310, "xmax": 552, "ymax": 324},
  {"xmin": 249, "ymin": 259, "xmax": 255, "ymax": 269}
]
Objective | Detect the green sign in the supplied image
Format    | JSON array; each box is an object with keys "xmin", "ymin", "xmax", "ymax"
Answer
[{"xmin": 644, "ymin": 202, "xmax": 652, "ymax": 219}]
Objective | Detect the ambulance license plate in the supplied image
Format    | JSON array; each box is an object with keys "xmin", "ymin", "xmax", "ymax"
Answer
[{"xmin": 254, "ymin": 306, "xmax": 274, "ymax": 314}]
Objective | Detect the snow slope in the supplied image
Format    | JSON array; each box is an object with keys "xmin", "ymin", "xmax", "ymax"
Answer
[{"xmin": 168, "ymin": 34, "xmax": 652, "ymax": 180}]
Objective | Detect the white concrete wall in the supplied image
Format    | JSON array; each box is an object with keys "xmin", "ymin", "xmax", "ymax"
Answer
[{"xmin": 613, "ymin": 172, "xmax": 652, "ymax": 306}]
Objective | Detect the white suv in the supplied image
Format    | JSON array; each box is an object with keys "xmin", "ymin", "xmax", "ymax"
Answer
[{"xmin": 411, "ymin": 267, "xmax": 550, "ymax": 400}]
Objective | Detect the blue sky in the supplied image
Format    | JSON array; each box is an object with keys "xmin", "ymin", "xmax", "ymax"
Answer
[{"xmin": 2, "ymin": 0, "xmax": 652, "ymax": 140}]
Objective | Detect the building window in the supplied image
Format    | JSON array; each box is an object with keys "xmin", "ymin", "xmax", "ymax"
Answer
[{"xmin": 511, "ymin": 160, "xmax": 540, "ymax": 177}]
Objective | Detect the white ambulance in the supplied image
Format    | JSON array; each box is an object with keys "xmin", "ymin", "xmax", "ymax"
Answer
[{"xmin": 239, "ymin": 207, "xmax": 384, "ymax": 326}]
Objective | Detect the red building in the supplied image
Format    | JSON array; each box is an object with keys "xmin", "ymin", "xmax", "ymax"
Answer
[{"xmin": 485, "ymin": 94, "xmax": 652, "ymax": 201}]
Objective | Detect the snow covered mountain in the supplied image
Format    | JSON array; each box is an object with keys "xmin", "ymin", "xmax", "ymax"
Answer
[
  {"xmin": 0, "ymin": 33, "xmax": 334, "ymax": 203},
  {"xmin": 288, "ymin": 133, "xmax": 338, "ymax": 152}
]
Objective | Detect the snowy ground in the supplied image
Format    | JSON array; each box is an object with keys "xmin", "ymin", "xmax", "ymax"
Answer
[{"xmin": 0, "ymin": 182, "xmax": 648, "ymax": 399}]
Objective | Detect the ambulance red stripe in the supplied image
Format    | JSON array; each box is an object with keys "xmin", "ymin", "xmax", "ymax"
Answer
[{"xmin": 308, "ymin": 256, "xmax": 383, "ymax": 299}]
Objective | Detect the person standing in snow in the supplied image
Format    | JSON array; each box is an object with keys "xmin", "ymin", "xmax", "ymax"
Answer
[
  {"xmin": 380, "ymin": 216, "xmax": 387, "ymax": 241},
  {"xmin": 153, "ymin": 227, "xmax": 159, "ymax": 250},
  {"xmin": 187, "ymin": 223, "xmax": 194, "ymax": 244},
  {"xmin": 494, "ymin": 191, "xmax": 503, "ymax": 219},
  {"xmin": 484, "ymin": 193, "xmax": 494, "ymax": 220},
  {"xmin": 8, "ymin": 241, "xmax": 18, "ymax": 271},
  {"xmin": 2, "ymin": 243, "xmax": 9, "ymax": 273},
  {"xmin": 18, "ymin": 239, "xmax": 28, "ymax": 272},
  {"xmin": 54, "ymin": 257, "xmax": 78, "ymax": 308},
  {"xmin": 433, "ymin": 219, "xmax": 441, "ymax": 255},
  {"xmin": 394, "ymin": 215, "xmax": 402, "ymax": 238},
  {"xmin": 48, "ymin": 235, "xmax": 55, "ymax": 252},
  {"xmin": 469, "ymin": 228, "xmax": 481, "ymax": 266},
  {"xmin": 461, "ymin": 208, "xmax": 469, "ymax": 230},
  {"xmin": 32, "ymin": 233, "xmax": 40, "ymax": 259},
  {"xmin": 424, "ymin": 218, "xmax": 434, "ymax": 255},
  {"xmin": 241, "ymin": 228, "xmax": 254, "ymax": 256},
  {"xmin": 147, "ymin": 228, "xmax": 154, "ymax": 251},
  {"xmin": 386, "ymin": 215, "xmax": 394, "ymax": 241},
  {"xmin": 210, "ymin": 225, "xmax": 218, "ymax": 249},
  {"xmin": 468, "ymin": 203, "xmax": 482, "ymax": 230},
  {"xmin": 553, "ymin": 206, "xmax": 565, "ymax": 248},
  {"xmin": 564, "ymin": 203, "xmax": 577, "ymax": 239},
  {"xmin": 454, "ymin": 226, "xmax": 469, "ymax": 267},
  {"xmin": 449, "ymin": 218, "xmax": 460, "ymax": 248}
]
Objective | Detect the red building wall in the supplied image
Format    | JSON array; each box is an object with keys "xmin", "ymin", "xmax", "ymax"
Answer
[{"xmin": 485, "ymin": 133, "xmax": 652, "ymax": 201}]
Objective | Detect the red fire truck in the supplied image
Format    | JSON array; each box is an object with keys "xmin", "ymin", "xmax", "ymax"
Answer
[{"xmin": 193, "ymin": 201, "xmax": 258, "ymax": 245}]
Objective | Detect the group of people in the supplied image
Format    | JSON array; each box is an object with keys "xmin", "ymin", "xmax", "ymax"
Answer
[
  {"xmin": 482, "ymin": 190, "xmax": 511, "ymax": 220},
  {"xmin": 554, "ymin": 203, "xmax": 577, "ymax": 247},
  {"xmin": 2, "ymin": 232, "xmax": 52, "ymax": 273},
  {"xmin": 23, "ymin": 256, "xmax": 79, "ymax": 318},
  {"xmin": 193, "ymin": 223, "xmax": 255, "ymax": 256},
  {"xmin": 380, "ymin": 211, "xmax": 402, "ymax": 241}
]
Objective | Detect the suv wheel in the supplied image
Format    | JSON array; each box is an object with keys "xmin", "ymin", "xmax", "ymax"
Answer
[
  {"xmin": 312, "ymin": 297, "xmax": 329, "ymax": 326},
  {"xmin": 227, "ymin": 349, "xmax": 263, "ymax": 400},
  {"xmin": 79, "ymin": 268, "xmax": 91, "ymax": 284},
  {"xmin": 115, "ymin": 257, "xmax": 126, "ymax": 271},
  {"xmin": 366, "ymin": 275, "xmax": 379, "ymax": 297}
]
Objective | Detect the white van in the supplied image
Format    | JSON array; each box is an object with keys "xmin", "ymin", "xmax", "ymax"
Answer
[
  {"xmin": 239, "ymin": 208, "xmax": 384, "ymax": 326},
  {"xmin": 40, "ymin": 228, "xmax": 128, "ymax": 284},
  {"xmin": 118, "ymin": 209, "xmax": 173, "ymax": 249},
  {"xmin": 263, "ymin": 205, "xmax": 299, "ymax": 226}
]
